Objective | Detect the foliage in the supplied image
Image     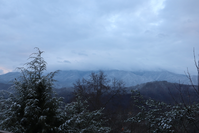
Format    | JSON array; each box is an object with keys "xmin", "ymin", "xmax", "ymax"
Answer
[
  {"xmin": 59, "ymin": 94, "xmax": 111, "ymax": 133},
  {"xmin": 124, "ymin": 90, "xmax": 199, "ymax": 133},
  {"xmin": 0, "ymin": 48, "xmax": 63, "ymax": 133},
  {"xmin": 0, "ymin": 90, "xmax": 13, "ymax": 123}
]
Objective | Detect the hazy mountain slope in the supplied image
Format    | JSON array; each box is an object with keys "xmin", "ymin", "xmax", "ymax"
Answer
[
  {"xmin": 0, "ymin": 72, "xmax": 20, "ymax": 84},
  {"xmin": 0, "ymin": 70, "xmax": 197, "ymax": 88},
  {"xmin": 53, "ymin": 70, "xmax": 92, "ymax": 88},
  {"xmin": 0, "ymin": 83, "xmax": 12, "ymax": 90},
  {"xmin": 54, "ymin": 70, "xmax": 197, "ymax": 88}
]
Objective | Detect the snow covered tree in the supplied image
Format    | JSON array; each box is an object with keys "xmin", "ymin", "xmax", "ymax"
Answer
[
  {"xmin": 124, "ymin": 90, "xmax": 199, "ymax": 133},
  {"xmin": 0, "ymin": 90, "xmax": 13, "ymax": 124},
  {"xmin": 59, "ymin": 94, "xmax": 111, "ymax": 133},
  {"xmin": 124, "ymin": 90, "xmax": 173, "ymax": 133},
  {"xmin": 0, "ymin": 48, "xmax": 63, "ymax": 133}
]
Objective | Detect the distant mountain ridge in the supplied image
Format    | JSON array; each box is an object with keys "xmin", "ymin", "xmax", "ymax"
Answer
[
  {"xmin": 0, "ymin": 70, "xmax": 197, "ymax": 88},
  {"xmin": 127, "ymin": 81, "xmax": 199, "ymax": 103}
]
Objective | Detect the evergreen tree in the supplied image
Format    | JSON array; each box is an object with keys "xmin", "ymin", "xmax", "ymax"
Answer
[{"xmin": 0, "ymin": 48, "xmax": 63, "ymax": 133}]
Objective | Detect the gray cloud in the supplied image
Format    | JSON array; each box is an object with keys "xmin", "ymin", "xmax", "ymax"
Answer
[
  {"xmin": 78, "ymin": 52, "xmax": 88, "ymax": 56},
  {"xmin": 0, "ymin": 0, "xmax": 199, "ymax": 75},
  {"xmin": 63, "ymin": 60, "xmax": 71, "ymax": 63},
  {"xmin": 57, "ymin": 60, "xmax": 71, "ymax": 64}
]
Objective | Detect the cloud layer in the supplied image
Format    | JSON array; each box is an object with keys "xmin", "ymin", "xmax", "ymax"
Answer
[{"xmin": 0, "ymin": 0, "xmax": 199, "ymax": 74}]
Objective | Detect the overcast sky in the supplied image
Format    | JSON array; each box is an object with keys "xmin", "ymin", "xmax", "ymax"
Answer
[{"xmin": 0, "ymin": 0, "xmax": 199, "ymax": 75}]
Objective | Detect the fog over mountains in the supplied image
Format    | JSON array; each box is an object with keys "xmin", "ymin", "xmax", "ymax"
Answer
[{"xmin": 0, "ymin": 70, "xmax": 197, "ymax": 88}]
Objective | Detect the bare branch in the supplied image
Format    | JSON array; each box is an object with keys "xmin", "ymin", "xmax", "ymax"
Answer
[{"xmin": 193, "ymin": 48, "xmax": 199, "ymax": 93}]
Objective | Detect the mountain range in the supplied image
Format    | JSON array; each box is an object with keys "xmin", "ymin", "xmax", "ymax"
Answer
[{"xmin": 0, "ymin": 70, "xmax": 197, "ymax": 88}]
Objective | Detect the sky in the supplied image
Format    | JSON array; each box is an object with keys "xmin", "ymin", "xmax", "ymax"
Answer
[{"xmin": 0, "ymin": 0, "xmax": 199, "ymax": 75}]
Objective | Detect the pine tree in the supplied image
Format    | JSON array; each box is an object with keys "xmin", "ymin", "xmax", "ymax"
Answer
[{"xmin": 0, "ymin": 48, "xmax": 63, "ymax": 133}]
